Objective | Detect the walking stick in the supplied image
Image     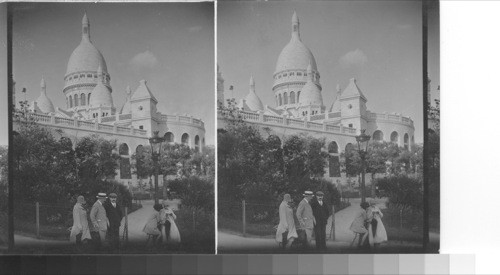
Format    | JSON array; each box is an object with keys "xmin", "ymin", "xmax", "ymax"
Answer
[
  {"xmin": 329, "ymin": 214, "xmax": 335, "ymax": 241},
  {"xmin": 330, "ymin": 205, "xmax": 335, "ymax": 241}
]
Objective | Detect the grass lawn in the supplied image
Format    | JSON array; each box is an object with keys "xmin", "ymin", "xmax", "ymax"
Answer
[
  {"xmin": 382, "ymin": 207, "xmax": 424, "ymax": 243},
  {"xmin": 174, "ymin": 207, "xmax": 215, "ymax": 253}
]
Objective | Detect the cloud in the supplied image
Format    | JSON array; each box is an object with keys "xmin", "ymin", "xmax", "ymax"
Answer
[
  {"xmin": 129, "ymin": 50, "xmax": 159, "ymax": 71},
  {"xmin": 188, "ymin": 26, "xmax": 203, "ymax": 33},
  {"xmin": 339, "ymin": 49, "xmax": 368, "ymax": 69}
]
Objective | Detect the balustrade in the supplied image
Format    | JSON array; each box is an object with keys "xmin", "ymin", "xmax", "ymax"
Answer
[
  {"xmin": 309, "ymin": 122, "xmax": 323, "ymax": 130},
  {"xmin": 263, "ymin": 115, "xmax": 283, "ymax": 124}
]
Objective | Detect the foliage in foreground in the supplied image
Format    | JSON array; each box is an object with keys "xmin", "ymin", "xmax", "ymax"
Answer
[{"xmin": 12, "ymin": 113, "xmax": 132, "ymax": 205}]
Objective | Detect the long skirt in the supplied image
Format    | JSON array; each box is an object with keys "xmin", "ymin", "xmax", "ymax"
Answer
[{"xmin": 161, "ymin": 218, "xmax": 181, "ymax": 244}]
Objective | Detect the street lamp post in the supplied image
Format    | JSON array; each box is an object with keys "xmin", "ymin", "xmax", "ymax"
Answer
[
  {"xmin": 336, "ymin": 179, "xmax": 343, "ymax": 203},
  {"xmin": 355, "ymin": 129, "xmax": 371, "ymax": 204},
  {"xmin": 149, "ymin": 130, "xmax": 165, "ymax": 205}
]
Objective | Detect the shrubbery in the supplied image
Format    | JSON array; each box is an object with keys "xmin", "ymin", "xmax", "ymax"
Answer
[{"xmin": 375, "ymin": 174, "xmax": 423, "ymax": 212}]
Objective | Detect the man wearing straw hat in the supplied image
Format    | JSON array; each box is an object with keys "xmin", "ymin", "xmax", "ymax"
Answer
[
  {"xmin": 90, "ymin": 192, "xmax": 109, "ymax": 249},
  {"xmin": 296, "ymin": 190, "xmax": 316, "ymax": 249}
]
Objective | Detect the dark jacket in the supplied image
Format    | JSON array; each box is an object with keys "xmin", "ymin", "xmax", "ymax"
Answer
[
  {"xmin": 311, "ymin": 198, "xmax": 331, "ymax": 226},
  {"xmin": 104, "ymin": 199, "xmax": 123, "ymax": 229}
]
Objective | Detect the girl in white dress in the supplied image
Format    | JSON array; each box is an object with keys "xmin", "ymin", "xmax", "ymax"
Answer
[
  {"xmin": 160, "ymin": 202, "xmax": 181, "ymax": 245},
  {"xmin": 367, "ymin": 202, "xmax": 388, "ymax": 249}
]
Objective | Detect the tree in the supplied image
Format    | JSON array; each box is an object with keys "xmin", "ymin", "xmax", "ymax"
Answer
[
  {"xmin": 0, "ymin": 146, "xmax": 8, "ymax": 210},
  {"xmin": 12, "ymin": 103, "xmax": 128, "ymax": 204},
  {"xmin": 13, "ymin": 115, "xmax": 76, "ymax": 202},
  {"xmin": 169, "ymin": 177, "xmax": 214, "ymax": 212},
  {"xmin": 75, "ymin": 135, "xmax": 119, "ymax": 181}
]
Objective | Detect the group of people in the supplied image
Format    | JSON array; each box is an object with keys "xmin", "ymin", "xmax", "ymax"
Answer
[
  {"xmin": 276, "ymin": 190, "xmax": 331, "ymax": 251},
  {"xmin": 142, "ymin": 201, "xmax": 181, "ymax": 246},
  {"xmin": 69, "ymin": 192, "xmax": 123, "ymax": 252},
  {"xmin": 349, "ymin": 201, "xmax": 388, "ymax": 250}
]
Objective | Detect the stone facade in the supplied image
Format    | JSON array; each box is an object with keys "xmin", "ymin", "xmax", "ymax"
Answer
[
  {"xmin": 218, "ymin": 12, "xmax": 415, "ymax": 183},
  {"xmin": 18, "ymin": 13, "xmax": 205, "ymax": 186}
]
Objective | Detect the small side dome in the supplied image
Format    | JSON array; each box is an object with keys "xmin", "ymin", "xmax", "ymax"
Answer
[
  {"xmin": 244, "ymin": 76, "xmax": 264, "ymax": 111},
  {"xmin": 36, "ymin": 78, "xmax": 55, "ymax": 113},
  {"xmin": 89, "ymin": 66, "xmax": 113, "ymax": 107},
  {"xmin": 299, "ymin": 64, "xmax": 323, "ymax": 106}
]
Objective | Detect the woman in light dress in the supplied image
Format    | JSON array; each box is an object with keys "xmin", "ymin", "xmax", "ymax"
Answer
[
  {"xmin": 367, "ymin": 201, "xmax": 388, "ymax": 249},
  {"xmin": 349, "ymin": 201, "xmax": 369, "ymax": 247},
  {"xmin": 70, "ymin": 195, "xmax": 91, "ymax": 248},
  {"xmin": 160, "ymin": 201, "xmax": 181, "ymax": 244},
  {"xmin": 142, "ymin": 203, "xmax": 163, "ymax": 244},
  {"xmin": 275, "ymin": 194, "xmax": 298, "ymax": 249}
]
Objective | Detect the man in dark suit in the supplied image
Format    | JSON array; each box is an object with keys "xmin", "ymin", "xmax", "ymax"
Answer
[
  {"xmin": 104, "ymin": 193, "xmax": 123, "ymax": 251},
  {"xmin": 311, "ymin": 191, "xmax": 331, "ymax": 251}
]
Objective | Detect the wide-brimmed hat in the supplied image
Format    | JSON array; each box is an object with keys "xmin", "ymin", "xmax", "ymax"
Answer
[
  {"xmin": 96, "ymin": 193, "xmax": 107, "ymax": 199},
  {"xmin": 109, "ymin": 193, "xmax": 117, "ymax": 198},
  {"xmin": 303, "ymin": 191, "xmax": 313, "ymax": 196},
  {"xmin": 316, "ymin": 191, "xmax": 324, "ymax": 196}
]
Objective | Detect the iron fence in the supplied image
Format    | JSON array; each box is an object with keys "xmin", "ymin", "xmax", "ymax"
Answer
[{"xmin": 13, "ymin": 202, "xmax": 131, "ymax": 242}]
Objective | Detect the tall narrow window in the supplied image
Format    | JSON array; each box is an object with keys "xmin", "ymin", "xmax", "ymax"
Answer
[
  {"xmin": 119, "ymin": 143, "xmax": 131, "ymax": 179},
  {"xmin": 181, "ymin": 133, "xmax": 189, "ymax": 146}
]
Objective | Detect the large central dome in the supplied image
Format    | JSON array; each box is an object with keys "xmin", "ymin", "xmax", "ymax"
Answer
[
  {"xmin": 274, "ymin": 11, "xmax": 317, "ymax": 73},
  {"xmin": 66, "ymin": 40, "xmax": 107, "ymax": 76},
  {"xmin": 65, "ymin": 13, "xmax": 107, "ymax": 76}
]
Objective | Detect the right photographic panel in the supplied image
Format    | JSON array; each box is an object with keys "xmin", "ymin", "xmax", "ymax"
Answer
[{"xmin": 217, "ymin": 1, "xmax": 438, "ymax": 253}]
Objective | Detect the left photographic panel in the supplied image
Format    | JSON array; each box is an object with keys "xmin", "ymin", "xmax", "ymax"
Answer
[{"xmin": 7, "ymin": 2, "xmax": 215, "ymax": 254}]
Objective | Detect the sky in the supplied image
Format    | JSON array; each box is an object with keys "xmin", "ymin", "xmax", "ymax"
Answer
[
  {"xmin": 218, "ymin": 1, "xmax": 429, "ymax": 143},
  {"xmin": 10, "ymin": 2, "xmax": 215, "ymax": 145}
]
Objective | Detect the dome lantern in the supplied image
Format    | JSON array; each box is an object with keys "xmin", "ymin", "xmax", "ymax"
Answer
[
  {"xmin": 82, "ymin": 12, "xmax": 90, "ymax": 41},
  {"xmin": 292, "ymin": 11, "xmax": 300, "ymax": 40}
]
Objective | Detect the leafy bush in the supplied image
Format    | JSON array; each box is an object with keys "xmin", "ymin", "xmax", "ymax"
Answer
[
  {"xmin": 168, "ymin": 176, "xmax": 214, "ymax": 212},
  {"xmin": 375, "ymin": 174, "xmax": 423, "ymax": 213}
]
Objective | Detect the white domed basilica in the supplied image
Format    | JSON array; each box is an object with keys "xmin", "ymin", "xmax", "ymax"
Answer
[
  {"xmin": 218, "ymin": 12, "xmax": 415, "ymax": 179},
  {"xmin": 24, "ymin": 13, "xmax": 206, "ymax": 185}
]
